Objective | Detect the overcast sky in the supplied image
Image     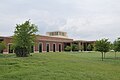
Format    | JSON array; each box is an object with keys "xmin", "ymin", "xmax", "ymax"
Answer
[{"xmin": 0, "ymin": 0, "xmax": 120, "ymax": 41}]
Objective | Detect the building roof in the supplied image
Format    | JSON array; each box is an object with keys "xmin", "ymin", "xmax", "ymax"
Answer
[
  {"xmin": 46, "ymin": 31, "xmax": 67, "ymax": 33},
  {"xmin": 36, "ymin": 35, "xmax": 73, "ymax": 42},
  {"xmin": 74, "ymin": 40, "xmax": 95, "ymax": 43},
  {"xmin": 0, "ymin": 36, "xmax": 12, "ymax": 39}
]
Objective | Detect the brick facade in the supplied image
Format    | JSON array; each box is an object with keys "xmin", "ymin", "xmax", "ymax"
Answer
[
  {"xmin": 0, "ymin": 35, "xmax": 95, "ymax": 54},
  {"xmin": 0, "ymin": 35, "xmax": 73, "ymax": 54}
]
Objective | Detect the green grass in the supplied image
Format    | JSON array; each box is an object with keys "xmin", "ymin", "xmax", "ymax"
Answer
[{"xmin": 0, "ymin": 52, "xmax": 120, "ymax": 80}]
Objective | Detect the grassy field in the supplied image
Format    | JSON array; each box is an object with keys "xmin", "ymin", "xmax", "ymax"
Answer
[{"xmin": 0, "ymin": 52, "xmax": 120, "ymax": 80}]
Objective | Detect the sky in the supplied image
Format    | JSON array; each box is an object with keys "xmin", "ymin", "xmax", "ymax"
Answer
[{"xmin": 0, "ymin": 0, "xmax": 120, "ymax": 41}]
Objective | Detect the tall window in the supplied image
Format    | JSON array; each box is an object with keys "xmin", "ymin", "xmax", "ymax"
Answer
[
  {"xmin": 53, "ymin": 44, "xmax": 56, "ymax": 52},
  {"xmin": 59, "ymin": 44, "xmax": 62, "ymax": 52},
  {"xmin": 8, "ymin": 44, "xmax": 13, "ymax": 53},
  {"xmin": 46, "ymin": 44, "xmax": 50, "ymax": 52},
  {"xmin": 39, "ymin": 43, "xmax": 42, "ymax": 53}
]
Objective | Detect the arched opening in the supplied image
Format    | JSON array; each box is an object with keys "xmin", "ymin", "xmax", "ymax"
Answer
[
  {"xmin": 39, "ymin": 43, "xmax": 43, "ymax": 53},
  {"xmin": 8, "ymin": 44, "xmax": 13, "ymax": 53},
  {"xmin": 59, "ymin": 44, "xmax": 62, "ymax": 52},
  {"xmin": 46, "ymin": 43, "xmax": 50, "ymax": 52},
  {"xmin": 30, "ymin": 45, "xmax": 34, "ymax": 53},
  {"xmin": 53, "ymin": 44, "xmax": 56, "ymax": 52}
]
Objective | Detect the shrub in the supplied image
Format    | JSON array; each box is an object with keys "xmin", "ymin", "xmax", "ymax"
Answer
[
  {"xmin": 0, "ymin": 42, "xmax": 6, "ymax": 53},
  {"xmin": 72, "ymin": 44, "xmax": 79, "ymax": 51},
  {"xmin": 65, "ymin": 46, "xmax": 72, "ymax": 51}
]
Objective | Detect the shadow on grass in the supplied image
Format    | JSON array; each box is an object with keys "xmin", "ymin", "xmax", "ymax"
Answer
[
  {"xmin": 0, "ymin": 54, "xmax": 16, "ymax": 58},
  {"xmin": 105, "ymin": 57, "xmax": 120, "ymax": 60}
]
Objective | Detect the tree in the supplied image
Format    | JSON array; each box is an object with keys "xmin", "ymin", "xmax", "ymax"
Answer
[
  {"xmin": 109, "ymin": 43, "xmax": 114, "ymax": 51},
  {"xmin": 64, "ymin": 46, "xmax": 72, "ymax": 51},
  {"xmin": 95, "ymin": 39, "xmax": 110, "ymax": 61},
  {"xmin": 13, "ymin": 20, "xmax": 38, "ymax": 57},
  {"xmin": 72, "ymin": 44, "xmax": 79, "ymax": 51},
  {"xmin": 113, "ymin": 38, "xmax": 120, "ymax": 58},
  {"xmin": 0, "ymin": 42, "xmax": 6, "ymax": 53}
]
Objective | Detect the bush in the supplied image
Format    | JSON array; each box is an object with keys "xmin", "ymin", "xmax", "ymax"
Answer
[
  {"xmin": 65, "ymin": 46, "xmax": 71, "ymax": 51},
  {"xmin": 13, "ymin": 20, "xmax": 38, "ymax": 57},
  {"xmin": 0, "ymin": 42, "xmax": 6, "ymax": 53},
  {"xmin": 72, "ymin": 44, "xmax": 79, "ymax": 51},
  {"xmin": 87, "ymin": 44, "xmax": 94, "ymax": 51},
  {"xmin": 14, "ymin": 46, "xmax": 29, "ymax": 57}
]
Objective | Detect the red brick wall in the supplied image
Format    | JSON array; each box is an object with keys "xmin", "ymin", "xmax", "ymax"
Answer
[
  {"xmin": 3, "ymin": 37, "xmax": 12, "ymax": 53},
  {"xmin": 34, "ymin": 40, "xmax": 39, "ymax": 52},
  {"xmin": 34, "ymin": 40, "xmax": 65, "ymax": 52},
  {"xmin": 1, "ymin": 35, "xmax": 73, "ymax": 53}
]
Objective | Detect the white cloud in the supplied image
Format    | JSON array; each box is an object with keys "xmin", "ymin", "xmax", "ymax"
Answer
[{"xmin": 0, "ymin": 0, "xmax": 120, "ymax": 41}]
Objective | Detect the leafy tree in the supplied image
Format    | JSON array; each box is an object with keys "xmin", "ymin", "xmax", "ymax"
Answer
[
  {"xmin": 95, "ymin": 39, "xmax": 110, "ymax": 61},
  {"xmin": 109, "ymin": 43, "xmax": 114, "ymax": 51},
  {"xmin": 0, "ymin": 42, "xmax": 6, "ymax": 53},
  {"xmin": 64, "ymin": 46, "xmax": 72, "ymax": 51},
  {"xmin": 72, "ymin": 44, "xmax": 79, "ymax": 51},
  {"xmin": 13, "ymin": 20, "xmax": 38, "ymax": 57},
  {"xmin": 113, "ymin": 38, "xmax": 120, "ymax": 58}
]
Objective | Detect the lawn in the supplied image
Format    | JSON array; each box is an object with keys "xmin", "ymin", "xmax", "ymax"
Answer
[{"xmin": 0, "ymin": 52, "xmax": 120, "ymax": 80}]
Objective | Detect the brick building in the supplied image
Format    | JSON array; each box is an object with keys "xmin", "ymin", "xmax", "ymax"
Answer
[{"xmin": 0, "ymin": 31, "xmax": 95, "ymax": 54}]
